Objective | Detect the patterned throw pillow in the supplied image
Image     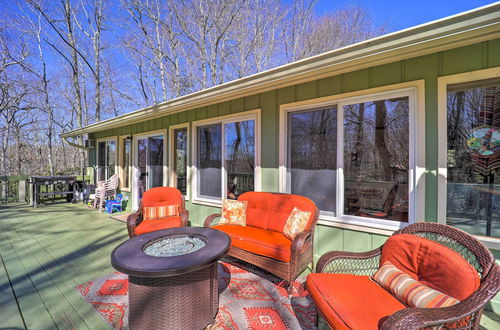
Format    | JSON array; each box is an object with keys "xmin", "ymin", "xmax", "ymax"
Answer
[
  {"xmin": 219, "ymin": 199, "xmax": 248, "ymax": 226},
  {"xmin": 372, "ymin": 261, "xmax": 460, "ymax": 308},
  {"xmin": 283, "ymin": 207, "xmax": 311, "ymax": 240},
  {"xmin": 143, "ymin": 204, "xmax": 179, "ymax": 220}
]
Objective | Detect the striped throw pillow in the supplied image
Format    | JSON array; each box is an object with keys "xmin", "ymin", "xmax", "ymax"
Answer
[
  {"xmin": 143, "ymin": 204, "xmax": 179, "ymax": 220},
  {"xmin": 372, "ymin": 261, "xmax": 460, "ymax": 308}
]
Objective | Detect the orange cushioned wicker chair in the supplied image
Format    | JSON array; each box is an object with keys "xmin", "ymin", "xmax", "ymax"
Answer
[
  {"xmin": 306, "ymin": 223, "xmax": 500, "ymax": 330},
  {"xmin": 127, "ymin": 187, "xmax": 189, "ymax": 237},
  {"xmin": 204, "ymin": 191, "xmax": 319, "ymax": 293}
]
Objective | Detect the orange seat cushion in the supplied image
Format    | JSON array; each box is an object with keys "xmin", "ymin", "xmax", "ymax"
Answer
[
  {"xmin": 306, "ymin": 273, "xmax": 406, "ymax": 329},
  {"xmin": 214, "ymin": 225, "xmax": 292, "ymax": 262},
  {"xmin": 380, "ymin": 234, "xmax": 480, "ymax": 300},
  {"xmin": 238, "ymin": 192, "xmax": 317, "ymax": 233},
  {"xmin": 134, "ymin": 217, "xmax": 182, "ymax": 236}
]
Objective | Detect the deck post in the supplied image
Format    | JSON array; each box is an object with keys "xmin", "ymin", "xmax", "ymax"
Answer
[{"xmin": 18, "ymin": 180, "xmax": 26, "ymax": 203}]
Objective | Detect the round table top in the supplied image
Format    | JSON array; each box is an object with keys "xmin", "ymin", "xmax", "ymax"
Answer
[{"xmin": 111, "ymin": 227, "xmax": 230, "ymax": 277}]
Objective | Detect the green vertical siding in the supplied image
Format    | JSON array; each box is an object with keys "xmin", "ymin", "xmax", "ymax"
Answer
[{"xmin": 88, "ymin": 38, "xmax": 500, "ymax": 311}]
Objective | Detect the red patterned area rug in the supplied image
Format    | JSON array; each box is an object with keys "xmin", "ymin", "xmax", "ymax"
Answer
[{"xmin": 76, "ymin": 258, "xmax": 317, "ymax": 329}]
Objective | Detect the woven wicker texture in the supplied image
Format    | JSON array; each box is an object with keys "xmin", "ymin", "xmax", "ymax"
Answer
[
  {"xmin": 128, "ymin": 264, "xmax": 218, "ymax": 329},
  {"xmin": 314, "ymin": 223, "xmax": 500, "ymax": 330}
]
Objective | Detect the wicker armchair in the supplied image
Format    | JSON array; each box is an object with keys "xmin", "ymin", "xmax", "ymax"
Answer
[
  {"xmin": 127, "ymin": 187, "xmax": 189, "ymax": 237},
  {"xmin": 310, "ymin": 223, "xmax": 500, "ymax": 329}
]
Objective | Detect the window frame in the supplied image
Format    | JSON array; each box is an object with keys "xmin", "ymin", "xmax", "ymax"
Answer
[
  {"xmin": 437, "ymin": 67, "xmax": 500, "ymax": 249},
  {"xmin": 192, "ymin": 109, "xmax": 261, "ymax": 206},
  {"xmin": 280, "ymin": 82, "xmax": 425, "ymax": 231},
  {"xmin": 118, "ymin": 135, "xmax": 132, "ymax": 191},
  {"xmin": 96, "ymin": 137, "xmax": 118, "ymax": 182},
  {"xmin": 169, "ymin": 123, "xmax": 190, "ymax": 200}
]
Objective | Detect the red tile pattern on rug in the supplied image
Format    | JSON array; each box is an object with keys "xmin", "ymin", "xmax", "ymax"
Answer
[
  {"xmin": 76, "ymin": 258, "xmax": 317, "ymax": 329},
  {"xmin": 244, "ymin": 307, "xmax": 288, "ymax": 329},
  {"xmin": 98, "ymin": 279, "xmax": 128, "ymax": 296}
]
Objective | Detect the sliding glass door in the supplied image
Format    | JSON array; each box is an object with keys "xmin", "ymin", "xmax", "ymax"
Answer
[{"xmin": 133, "ymin": 133, "xmax": 165, "ymax": 209}]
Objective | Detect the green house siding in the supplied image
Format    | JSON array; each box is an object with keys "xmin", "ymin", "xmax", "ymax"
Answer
[{"xmin": 89, "ymin": 39, "xmax": 500, "ymax": 311}]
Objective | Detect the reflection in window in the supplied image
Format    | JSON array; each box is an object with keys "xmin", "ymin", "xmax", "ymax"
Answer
[
  {"xmin": 343, "ymin": 97, "xmax": 409, "ymax": 222},
  {"xmin": 288, "ymin": 107, "xmax": 337, "ymax": 214},
  {"xmin": 198, "ymin": 124, "xmax": 222, "ymax": 199},
  {"xmin": 97, "ymin": 140, "xmax": 116, "ymax": 181},
  {"xmin": 174, "ymin": 128, "xmax": 188, "ymax": 195},
  {"xmin": 121, "ymin": 138, "xmax": 131, "ymax": 189},
  {"xmin": 148, "ymin": 136, "xmax": 164, "ymax": 188},
  {"xmin": 447, "ymin": 81, "xmax": 500, "ymax": 238},
  {"xmin": 197, "ymin": 119, "xmax": 256, "ymax": 200},
  {"xmin": 225, "ymin": 120, "xmax": 255, "ymax": 199}
]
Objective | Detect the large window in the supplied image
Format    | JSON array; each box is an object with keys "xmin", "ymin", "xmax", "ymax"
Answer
[
  {"xmin": 446, "ymin": 80, "xmax": 499, "ymax": 238},
  {"xmin": 97, "ymin": 139, "xmax": 116, "ymax": 181},
  {"xmin": 281, "ymin": 87, "xmax": 419, "ymax": 228},
  {"xmin": 194, "ymin": 112, "xmax": 258, "ymax": 202}
]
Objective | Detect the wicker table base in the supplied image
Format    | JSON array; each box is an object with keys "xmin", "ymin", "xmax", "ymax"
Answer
[
  {"xmin": 111, "ymin": 227, "xmax": 230, "ymax": 330},
  {"xmin": 128, "ymin": 263, "xmax": 218, "ymax": 329}
]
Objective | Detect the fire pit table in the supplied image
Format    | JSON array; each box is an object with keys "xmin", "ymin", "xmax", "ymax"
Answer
[{"xmin": 111, "ymin": 227, "xmax": 230, "ymax": 329}]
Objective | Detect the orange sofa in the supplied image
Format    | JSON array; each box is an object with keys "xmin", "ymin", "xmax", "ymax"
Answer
[
  {"xmin": 204, "ymin": 191, "xmax": 319, "ymax": 293},
  {"xmin": 127, "ymin": 187, "xmax": 189, "ymax": 237},
  {"xmin": 306, "ymin": 223, "xmax": 500, "ymax": 329}
]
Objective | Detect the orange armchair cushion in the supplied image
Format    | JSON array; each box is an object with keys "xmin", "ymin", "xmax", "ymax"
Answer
[
  {"xmin": 214, "ymin": 224, "xmax": 292, "ymax": 262},
  {"xmin": 307, "ymin": 273, "xmax": 406, "ymax": 329},
  {"xmin": 141, "ymin": 187, "xmax": 183, "ymax": 208},
  {"xmin": 134, "ymin": 217, "xmax": 182, "ymax": 236},
  {"xmin": 380, "ymin": 234, "xmax": 480, "ymax": 300}
]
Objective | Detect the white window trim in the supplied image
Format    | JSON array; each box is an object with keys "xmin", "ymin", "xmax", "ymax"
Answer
[
  {"xmin": 279, "ymin": 81, "xmax": 426, "ymax": 232},
  {"xmin": 96, "ymin": 137, "xmax": 118, "ymax": 182},
  {"xmin": 132, "ymin": 129, "xmax": 168, "ymax": 210},
  {"xmin": 169, "ymin": 123, "xmax": 190, "ymax": 200},
  {"xmin": 118, "ymin": 135, "xmax": 132, "ymax": 192},
  {"xmin": 437, "ymin": 67, "xmax": 500, "ymax": 250},
  {"xmin": 192, "ymin": 109, "xmax": 261, "ymax": 207}
]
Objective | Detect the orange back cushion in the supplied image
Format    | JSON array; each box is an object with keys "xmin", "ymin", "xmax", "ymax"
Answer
[
  {"xmin": 380, "ymin": 234, "xmax": 480, "ymax": 300},
  {"xmin": 142, "ymin": 187, "xmax": 183, "ymax": 208},
  {"xmin": 238, "ymin": 192, "xmax": 317, "ymax": 233},
  {"xmin": 238, "ymin": 192, "xmax": 274, "ymax": 228},
  {"xmin": 268, "ymin": 194, "xmax": 317, "ymax": 233}
]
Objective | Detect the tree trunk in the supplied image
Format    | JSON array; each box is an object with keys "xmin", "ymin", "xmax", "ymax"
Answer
[
  {"xmin": 64, "ymin": 0, "xmax": 85, "ymax": 172},
  {"xmin": 375, "ymin": 100, "xmax": 392, "ymax": 181}
]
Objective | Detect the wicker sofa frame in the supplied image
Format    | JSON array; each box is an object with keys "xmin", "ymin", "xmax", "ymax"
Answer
[
  {"xmin": 127, "ymin": 194, "xmax": 189, "ymax": 237},
  {"xmin": 204, "ymin": 193, "xmax": 319, "ymax": 294},
  {"xmin": 314, "ymin": 222, "xmax": 500, "ymax": 330}
]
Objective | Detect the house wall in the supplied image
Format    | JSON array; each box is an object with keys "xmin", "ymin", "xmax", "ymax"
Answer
[{"xmin": 89, "ymin": 38, "xmax": 500, "ymax": 312}]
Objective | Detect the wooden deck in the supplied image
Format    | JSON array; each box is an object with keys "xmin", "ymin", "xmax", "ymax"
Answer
[
  {"xmin": 0, "ymin": 202, "xmax": 499, "ymax": 329},
  {"xmin": 0, "ymin": 203, "xmax": 128, "ymax": 329}
]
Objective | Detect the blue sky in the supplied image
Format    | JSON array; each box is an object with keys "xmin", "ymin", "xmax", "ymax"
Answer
[{"xmin": 315, "ymin": 0, "xmax": 497, "ymax": 32}]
